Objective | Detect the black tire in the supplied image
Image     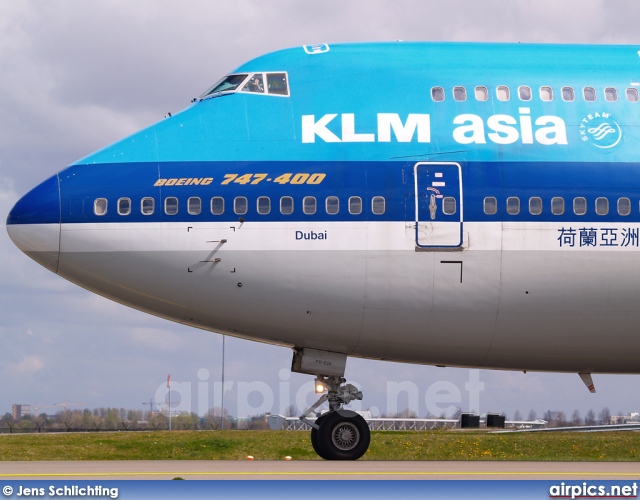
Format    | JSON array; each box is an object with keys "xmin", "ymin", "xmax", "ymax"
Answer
[
  {"xmin": 310, "ymin": 414, "xmax": 330, "ymax": 459},
  {"xmin": 317, "ymin": 410, "xmax": 370, "ymax": 460}
]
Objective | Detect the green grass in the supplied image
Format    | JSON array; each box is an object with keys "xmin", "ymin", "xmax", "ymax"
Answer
[{"xmin": 1, "ymin": 430, "xmax": 640, "ymax": 461}]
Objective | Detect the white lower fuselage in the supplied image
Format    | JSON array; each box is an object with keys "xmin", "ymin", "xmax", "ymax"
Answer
[{"xmin": 29, "ymin": 220, "xmax": 639, "ymax": 374}]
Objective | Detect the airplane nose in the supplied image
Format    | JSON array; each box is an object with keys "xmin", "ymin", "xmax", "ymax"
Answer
[{"xmin": 6, "ymin": 174, "xmax": 61, "ymax": 273}]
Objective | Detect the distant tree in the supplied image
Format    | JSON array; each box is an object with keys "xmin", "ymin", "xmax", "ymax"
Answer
[
  {"xmin": 528, "ymin": 409, "xmax": 537, "ymax": 421},
  {"xmin": 584, "ymin": 409, "xmax": 596, "ymax": 426},
  {"xmin": 396, "ymin": 408, "xmax": 417, "ymax": 418},
  {"xmin": 285, "ymin": 404, "xmax": 297, "ymax": 417},
  {"xmin": 513, "ymin": 410, "xmax": 522, "ymax": 421},
  {"xmin": 598, "ymin": 407, "xmax": 611, "ymax": 425},
  {"xmin": 556, "ymin": 411, "xmax": 567, "ymax": 426},
  {"xmin": 571, "ymin": 409, "xmax": 582, "ymax": 426}
]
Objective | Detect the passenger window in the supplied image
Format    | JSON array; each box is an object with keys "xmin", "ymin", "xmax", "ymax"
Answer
[
  {"xmin": 497, "ymin": 85, "xmax": 510, "ymax": 101},
  {"xmin": 257, "ymin": 196, "xmax": 270, "ymax": 215},
  {"xmin": 453, "ymin": 86, "xmax": 466, "ymax": 101},
  {"xmin": 117, "ymin": 198, "xmax": 131, "ymax": 216},
  {"xmin": 165, "ymin": 197, "xmax": 178, "ymax": 215},
  {"xmin": 94, "ymin": 198, "xmax": 107, "ymax": 216},
  {"xmin": 562, "ymin": 86, "xmax": 575, "ymax": 101},
  {"xmin": 211, "ymin": 197, "xmax": 224, "ymax": 215},
  {"xmin": 475, "ymin": 86, "xmax": 488, "ymax": 101},
  {"xmin": 280, "ymin": 196, "xmax": 294, "ymax": 215},
  {"xmin": 141, "ymin": 197, "xmax": 155, "ymax": 215},
  {"xmin": 605, "ymin": 87, "xmax": 617, "ymax": 102},
  {"xmin": 626, "ymin": 88, "xmax": 639, "ymax": 102},
  {"xmin": 518, "ymin": 86, "xmax": 532, "ymax": 101},
  {"xmin": 618, "ymin": 197, "xmax": 631, "ymax": 216},
  {"xmin": 506, "ymin": 196, "xmax": 520, "ymax": 215},
  {"xmin": 573, "ymin": 197, "xmax": 587, "ymax": 215},
  {"xmin": 484, "ymin": 196, "xmax": 497, "ymax": 215},
  {"xmin": 349, "ymin": 196, "xmax": 362, "ymax": 215},
  {"xmin": 529, "ymin": 197, "xmax": 542, "ymax": 215},
  {"xmin": 372, "ymin": 196, "xmax": 385, "ymax": 215},
  {"xmin": 442, "ymin": 197, "xmax": 456, "ymax": 215},
  {"xmin": 595, "ymin": 197, "xmax": 609, "ymax": 215},
  {"xmin": 431, "ymin": 87, "xmax": 445, "ymax": 102},
  {"xmin": 188, "ymin": 197, "xmax": 201, "ymax": 215},
  {"xmin": 551, "ymin": 197, "xmax": 565, "ymax": 215},
  {"xmin": 583, "ymin": 87, "xmax": 596, "ymax": 101},
  {"xmin": 326, "ymin": 196, "xmax": 339, "ymax": 215},
  {"xmin": 303, "ymin": 196, "xmax": 316, "ymax": 215},
  {"xmin": 234, "ymin": 196, "xmax": 248, "ymax": 215},
  {"xmin": 267, "ymin": 73, "xmax": 289, "ymax": 96},
  {"xmin": 241, "ymin": 73, "xmax": 264, "ymax": 93},
  {"xmin": 540, "ymin": 86, "xmax": 553, "ymax": 101}
]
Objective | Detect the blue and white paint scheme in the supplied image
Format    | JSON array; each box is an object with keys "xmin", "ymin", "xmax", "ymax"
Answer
[{"xmin": 7, "ymin": 42, "xmax": 640, "ymax": 458}]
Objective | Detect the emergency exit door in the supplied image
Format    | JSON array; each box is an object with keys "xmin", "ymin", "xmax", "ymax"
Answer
[{"xmin": 414, "ymin": 162, "xmax": 463, "ymax": 248}]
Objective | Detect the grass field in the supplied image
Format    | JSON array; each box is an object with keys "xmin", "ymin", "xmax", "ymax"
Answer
[{"xmin": 1, "ymin": 430, "xmax": 640, "ymax": 461}]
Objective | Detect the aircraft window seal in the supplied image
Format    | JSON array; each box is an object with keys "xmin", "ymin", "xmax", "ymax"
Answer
[
  {"xmin": 164, "ymin": 197, "xmax": 178, "ymax": 216},
  {"xmin": 303, "ymin": 196, "xmax": 316, "ymax": 215},
  {"xmin": 453, "ymin": 86, "xmax": 467, "ymax": 102},
  {"xmin": 94, "ymin": 198, "xmax": 108, "ymax": 216},
  {"xmin": 280, "ymin": 196, "xmax": 294, "ymax": 215},
  {"xmin": 496, "ymin": 85, "xmax": 510, "ymax": 101},
  {"xmin": 618, "ymin": 197, "xmax": 631, "ymax": 216},
  {"xmin": 605, "ymin": 87, "xmax": 618, "ymax": 102},
  {"xmin": 583, "ymin": 87, "xmax": 596, "ymax": 102},
  {"xmin": 266, "ymin": 73, "xmax": 289, "ymax": 96},
  {"xmin": 349, "ymin": 196, "xmax": 362, "ymax": 215},
  {"xmin": 442, "ymin": 196, "xmax": 456, "ymax": 215},
  {"xmin": 529, "ymin": 197, "xmax": 542, "ymax": 215},
  {"xmin": 540, "ymin": 86, "xmax": 553, "ymax": 101},
  {"xmin": 241, "ymin": 73, "xmax": 265, "ymax": 94},
  {"xmin": 188, "ymin": 197, "xmax": 201, "ymax": 215},
  {"xmin": 562, "ymin": 86, "xmax": 575, "ymax": 102},
  {"xmin": 626, "ymin": 88, "xmax": 639, "ymax": 102},
  {"xmin": 141, "ymin": 197, "xmax": 154, "ymax": 215},
  {"xmin": 431, "ymin": 87, "xmax": 445, "ymax": 102},
  {"xmin": 595, "ymin": 197, "xmax": 609, "ymax": 216},
  {"xmin": 117, "ymin": 198, "xmax": 131, "ymax": 216},
  {"xmin": 210, "ymin": 197, "xmax": 224, "ymax": 215},
  {"xmin": 506, "ymin": 196, "xmax": 520, "ymax": 215},
  {"xmin": 199, "ymin": 73, "xmax": 249, "ymax": 100},
  {"xmin": 234, "ymin": 196, "xmax": 248, "ymax": 215},
  {"xmin": 573, "ymin": 197, "xmax": 587, "ymax": 216},
  {"xmin": 372, "ymin": 196, "xmax": 385, "ymax": 215},
  {"xmin": 475, "ymin": 86, "xmax": 488, "ymax": 101},
  {"xmin": 483, "ymin": 196, "xmax": 497, "ymax": 215},
  {"xmin": 257, "ymin": 196, "xmax": 271, "ymax": 215},
  {"xmin": 326, "ymin": 196, "xmax": 340, "ymax": 215},
  {"xmin": 518, "ymin": 86, "xmax": 532, "ymax": 101},
  {"xmin": 551, "ymin": 197, "xmax": 565, "ymax": 215}
]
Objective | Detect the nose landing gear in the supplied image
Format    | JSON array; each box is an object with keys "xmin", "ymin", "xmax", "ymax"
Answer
[{"xmin": 300, "ymin": 375, "xmax": 370, "ymax": 460}]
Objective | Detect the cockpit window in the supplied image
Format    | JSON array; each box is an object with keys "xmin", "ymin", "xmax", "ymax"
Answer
[
  {"xmin": 242, "ymin": 73, "xmax": 265, "ymax": 93},
  {"xmin": 267, "ymin": 73, "xmax": 289, "ymax": 95},
  {"xmin": 200, "ymin": 74, "xmax": 249, "ymax": 98},
  {"xmin": 202, "ymin": 72, "xmax": 290, "ymax": 99}
]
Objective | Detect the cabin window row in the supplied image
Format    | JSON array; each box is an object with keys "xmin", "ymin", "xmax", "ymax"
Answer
[
  {"xmin": 483, "ymin": 196, "xmax": 633, "ymax": 216},
  {"xmin": 432, "ymin": 85, "xmax": 640, "ymax": 103},
  {"xmin": 93, "ymin": 196, "xmax": 387, "ymax": 217}
]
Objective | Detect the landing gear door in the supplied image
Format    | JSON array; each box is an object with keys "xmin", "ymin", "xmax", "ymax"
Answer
[{"xmin": 415, "ymin": 162, "xmax": 463, "ymax": 248}]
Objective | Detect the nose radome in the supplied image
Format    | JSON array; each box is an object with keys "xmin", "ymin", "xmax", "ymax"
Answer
[{"xmin": 6, "ymin": 174, "xmax": 61, "ymax": 273}]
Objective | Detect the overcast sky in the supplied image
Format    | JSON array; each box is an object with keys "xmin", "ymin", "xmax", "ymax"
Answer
[{"xmin": 3, "ymin": 0, "xmax": 640, "ymax": 421}]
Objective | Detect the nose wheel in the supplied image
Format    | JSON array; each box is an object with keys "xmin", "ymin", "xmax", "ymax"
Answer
[{"xmin": 314, "ymin": 410, "xmax": 370, "ymax": 460}]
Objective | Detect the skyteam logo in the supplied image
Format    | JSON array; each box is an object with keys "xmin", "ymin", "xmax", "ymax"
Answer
[{"xmin": 579, "ymin": 112, "xmax": 622, "ymax": 151}]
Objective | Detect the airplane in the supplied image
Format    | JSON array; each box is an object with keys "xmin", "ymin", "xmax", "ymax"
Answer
[{"xmin": 6, "ymin": 41, "xmax": 640, "ymax": 459}]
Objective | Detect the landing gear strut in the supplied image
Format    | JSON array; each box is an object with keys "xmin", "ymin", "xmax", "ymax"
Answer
[{"xmin": 300, "ymin": 375, "xmax": 370, "ymax": 460}]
